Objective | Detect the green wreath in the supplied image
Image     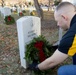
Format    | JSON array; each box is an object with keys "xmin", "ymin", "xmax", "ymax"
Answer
[
  {"xmin": 54, "ymin": 0, "xmax": 61, "ymax": 6},
  {"xmin": 25, "ymin": 35, "xmax": 56, "ymax": 75},
  {"xmin": 4, "ymin": 15, "xmax": 15, "ymax": 25}
]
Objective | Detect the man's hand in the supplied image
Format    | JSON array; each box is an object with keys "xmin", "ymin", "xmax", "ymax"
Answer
[{"xmin": 27, "ymin": 62, "xmax": 40, "ymax": 71}]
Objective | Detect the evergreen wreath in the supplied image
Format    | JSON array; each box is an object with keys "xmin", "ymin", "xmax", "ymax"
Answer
[
  {"xmin": 4, "ymin": 15, "xmax": 15, "ymax": 25},
  {"xmin": 25, "ymin": 35, "xmax": 56, "ymax": 75},
  {"xmin": 54, "ymin": 0, "xmax": 61, "ymax": 6}
]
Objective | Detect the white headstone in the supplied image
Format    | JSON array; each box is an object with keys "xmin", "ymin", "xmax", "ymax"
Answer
[
  {"xmin": 22, "ymin": 5, "xmax": 25, "ymax": 11},
  {"xmin": 29, "ymin": 6, "xmax": 33, "ymax": 13},
  {"xmin": 12, "ymin": 6, "xmax": 16, "ymax": 12},
  {"xmin": 0, "ymin": 6, "xmax": 2, "ymax": 16},
  {"xmin": 17, "ymin": 7, "xmax": 22, "ymax": 16},
  {"xmin": 0, "ymin": 7, "xmax": 11, "ymax": 18},
  {"xmin": 59, "ymin": 27, "xmax": 63, "ymax": 44},
  {"xmin": 53, "ymin": 27, "xmax": 63, "ymax": 46},
  {"xmin": 16, "ymin": 16, "xmax": 41, "ymax": 68}
]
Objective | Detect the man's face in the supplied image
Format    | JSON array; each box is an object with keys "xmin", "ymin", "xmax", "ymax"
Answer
[{"xmin": 54, "ymin": 11, "xmax": 68, "ymax": 31}]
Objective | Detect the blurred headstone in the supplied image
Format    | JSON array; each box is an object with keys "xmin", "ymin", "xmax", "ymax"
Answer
[
  {"xmin": 17, "ymin": 7, "xmax": 22, "ymax": 16},
  {"xmin": 0, "ymin": 7, "xmax": 11, "ymax": 18}
]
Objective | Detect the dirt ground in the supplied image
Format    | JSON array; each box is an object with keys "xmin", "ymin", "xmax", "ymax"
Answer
[{"xmin": 0, "ymin": 11, "xmax": 72, "ymax": 75}]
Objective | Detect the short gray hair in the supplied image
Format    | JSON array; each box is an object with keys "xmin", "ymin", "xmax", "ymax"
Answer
[{"xmin": 55, "ymin": 2, "xmax": 75, "ymax": 11}]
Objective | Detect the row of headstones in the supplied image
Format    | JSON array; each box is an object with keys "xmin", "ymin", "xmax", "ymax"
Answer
[
  {"xmin": 0, "ymin": 7, "xmax": 21, "ymax": 18},
  {"xmin": 0, "ymin": 6, "xmax": 35, "ymax": 18},
  {"xmin": 11, "ymin": 6, "xmax": 35, "ymax": 11},
  {"xmin": 11, "ymin": 5, "xmax": 27, "ymax": 12}
]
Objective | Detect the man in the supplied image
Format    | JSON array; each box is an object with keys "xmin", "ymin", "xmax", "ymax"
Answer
[{"xmin": 29, "ymin": 2, "xmax": 76, "ymax": 75}]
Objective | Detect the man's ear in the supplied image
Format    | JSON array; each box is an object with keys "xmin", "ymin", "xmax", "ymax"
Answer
[{"xmin": 61, "ymin": 14, "xmax": 68, "ymax": 21}]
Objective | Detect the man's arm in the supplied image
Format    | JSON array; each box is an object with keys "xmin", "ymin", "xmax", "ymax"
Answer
[{"xmin": 38, "ymin": 49, "xmax": 68, "ymax": 70}]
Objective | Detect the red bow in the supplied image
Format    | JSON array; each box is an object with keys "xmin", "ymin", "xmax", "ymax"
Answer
[
  {"xmin": 34, "ymin": 41, "xmax": 46, "ymax": 62},
  {"xmin": 7, "ymin": 16, "xmax": 11, "ymax": 21}
]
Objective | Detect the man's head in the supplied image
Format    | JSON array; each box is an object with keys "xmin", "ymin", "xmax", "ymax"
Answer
[{"xmin": 54, "ymin": 2, "xmax": 76, "ymax": 30}]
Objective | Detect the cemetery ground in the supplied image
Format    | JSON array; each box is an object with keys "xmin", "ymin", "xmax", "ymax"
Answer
[{"xmin": 0, "ymin": 11, "xmax": 72, "ymax": 75}]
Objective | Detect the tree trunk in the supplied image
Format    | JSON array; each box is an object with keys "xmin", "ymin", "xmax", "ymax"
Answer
[
  {"xmin": 1, "ymin": 0, "xmax": 4, "ymax": 7},
  {"xmin": 33, "ymin": 0, "xmax": 43, "ymax": 20},
  {"xmin": 48, "ymin": 0, "xmax": 51, "ymax": 11}
]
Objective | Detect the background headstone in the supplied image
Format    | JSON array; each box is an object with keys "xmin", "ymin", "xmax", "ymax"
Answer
[
  {"xmin": 16, "ymin": 16, "xmax": 41, "ymax": 68},
  {"xmin": 17, "ymin": 7, "xmax": 22, "ymax": 16},
  {"xmin": 0, "ymin": 7, "xmax": 11, "ymax": 18},
  {"xmin": 12, "ymin": 6, "xmax": 17, "ymax": 12},
  {"xmin": 21, "ymin": 5, "xmax": 25, "ymax": 11},
  {"xmin": 58, "ymin": 27, "xmax": 63, "ymax": 44},
  {"xmin": 0, "ymin": 6, "xmax": 2, "ymax": 16}
]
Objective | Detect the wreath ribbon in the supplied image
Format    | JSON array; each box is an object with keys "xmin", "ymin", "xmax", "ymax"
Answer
[{"xmin": 34, "ymin": 41, "xmax": 46, "ymax": 62}]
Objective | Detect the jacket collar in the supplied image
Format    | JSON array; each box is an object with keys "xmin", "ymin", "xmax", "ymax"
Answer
[{"xmin": 70, "ymin": 14, "xmax": 76, "ymax": 27}]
